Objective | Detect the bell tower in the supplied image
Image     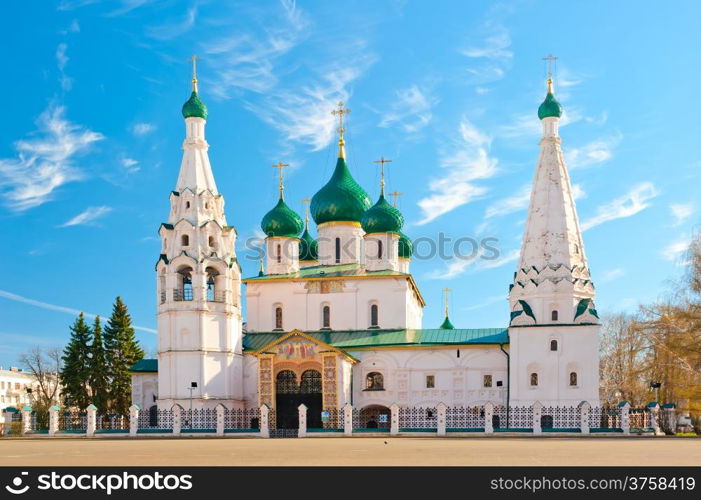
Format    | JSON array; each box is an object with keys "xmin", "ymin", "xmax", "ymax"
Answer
[{"xmin": 155, "ymin": 59, "xmax": 244, "ymax": 409}]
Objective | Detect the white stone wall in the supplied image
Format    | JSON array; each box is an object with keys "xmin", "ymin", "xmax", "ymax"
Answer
[
  {"xmin": 245, "ymin": 277, "xmax": 423, "ymax": 332},
  {"xmin": 364, "ymin": 233, "xmax": 400, "ymax": 271},
  {"xmin": 266, "ymin": 237, "xmax": 300, "ymax": 275},
  {"xmin": 316, "ymin": 223, "xmax": 364, "ymax": 265},
  {"xmin": 131, "ymin": 373, "xmax": 158, "ymax": 411}
]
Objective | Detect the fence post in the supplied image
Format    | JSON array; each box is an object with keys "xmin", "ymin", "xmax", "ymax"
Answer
[
  {"xmin": 532, "ymin": 401, "xmax": 542, "ymax": 435},
  {"xmin": 662, "ymin": 403, "xmax": 676, "ymax": 435},
  {"xmin": 48, "ymin": 405, "xmax": 60, "ymax": 436},
  {"xmin": 390, "ymin": 404, "xmax": 399, "ymax": 435},
  {"xmin": 436, "ymin": 403, "xmax": 447, "ymax": 436},
  {"xmin": 297, "ymin": 404, "xmax": 308, "ymax": 437},
  {"xmin": 260, "ymin": 405, "xmax": 270, "ymax": 438},
  {"xmin": 172, "ymin": 405, "xmax": 182, "ymax": 436},
  {"xmin": 216, "ymin": 404, "xmax": 225, "ymax": 437},
  {"xmin": 344, "ymin": 403, "xmax": 353, "ymax": 436},
  {"xmin": 85, "ymin": 404, "xmax": 97, "ymax": 437},
  {"xmin": 620, "ymin": 401, "xmax": 630, "ymax": 434},
  {"xmin": 21, "ymin": 406, "xmax": 32, "ymax": 435},
  {"xmin": 648, "ymin": 402, "xmax": 661, "ymax": 435},
  {"xmin": 579, "ymin": 401, "xmax": 590, "ymax": 434},
  {"xmin": 484, "ymin": 402, "xmax": 494, "ymax": 434},
  {"xmin": 129, "ymin": 405, "xmax": 140, "ymax": 437}
]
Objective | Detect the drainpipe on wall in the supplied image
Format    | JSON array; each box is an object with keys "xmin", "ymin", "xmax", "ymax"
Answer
[{"xmin": 499, "ymin": 342, "xmax": 510, "ymax": 428}]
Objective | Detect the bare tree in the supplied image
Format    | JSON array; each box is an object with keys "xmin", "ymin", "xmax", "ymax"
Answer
[{"xmin": 18, "ymin": 345, "xmax": 62, "ymax": 410}]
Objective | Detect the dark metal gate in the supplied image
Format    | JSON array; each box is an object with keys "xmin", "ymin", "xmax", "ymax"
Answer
[{"xmin": 275, "ymin": 369, "xmax": 322, "ymax": 433}]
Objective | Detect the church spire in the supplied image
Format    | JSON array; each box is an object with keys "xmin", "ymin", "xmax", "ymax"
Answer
[
  {"xmin": 439, "ymin": 288, "xmax": 455, "ymax": 329},
  {"xmin": 509, "ymin": 60, "xmax": 596, "ymax": 326}
]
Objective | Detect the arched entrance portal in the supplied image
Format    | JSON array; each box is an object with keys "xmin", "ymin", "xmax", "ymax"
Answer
[{"xmin": 275, "ymin": 369, "xmax": 322, "ymax": 429}]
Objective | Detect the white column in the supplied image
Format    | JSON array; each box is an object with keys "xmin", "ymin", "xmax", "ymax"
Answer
[
  {"xmin": 172, "ymin": 405, "xmax": 182, "ymax": 435},
  {"xmin": 129, "ymin": 405, "xmax": 140, "ymax": 437},
  {"xmin": 260, "ymin": 405, "xmax": 270, "ymax": 438},
  {"xmin": 532, "ymin": 401, "xmax": 542, "ymax": 435},
  {"xmin": 21, "ymin": 406, "xmax": 32, "ymax": 435},
  {"xmin": 344, "ymin": 403, "xmax": 353, "ymax": 436},
  {"xmin": 484, "ymin": 402, "xmax": 494, "ymax": 434},
  {"xmin": 48, "ymin": 406, "xmax": 59, "ymax": 436},
  {"xmin": 620, "ymin": 402, "xmax": 631, "ymax": 435},
  {"xmin": 580, "ymin": 402, "xmax": 590, "ymax": 434},
  {"xmin": 298, "ymin": 404, "xmax": 307, "ymax": 437},
  {"xmin": 436, "ymin": 403, "xmax": 447, "ymax": 436},
  {"xmin": 216, "ymin": 405, "xmax": 225, "ymax": 437},
  {"xmin": 390, "ymin": 404, "xmax": 399, "ymax": 435},
  {"xmin": 86, "ymin": 405, "xmax": 97, "ymax": 437}
]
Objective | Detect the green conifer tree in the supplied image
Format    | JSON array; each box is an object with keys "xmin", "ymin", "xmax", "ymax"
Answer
[
  {"xmin": 60, "ymin": 313, "xmax": 93, "ymax": 409},
  {"xmin": 89, "ymin": 316, "xmax": 110, "ymax": 413},
  {"xmin": 103, "ymin": 296, "xmax": 144, "ymax": 414}
]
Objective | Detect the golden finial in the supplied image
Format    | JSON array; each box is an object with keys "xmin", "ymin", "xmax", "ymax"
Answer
[
  {"xmin": 542, "ymin": 54, "xmax": 557, "ymax": 94},
  {"xmin": 388, "ymin": 191, "xmax": 404, "ymax": 208},
  {"xmin": 442, "ymin": 288, "xmax": 452, "ymax": 318},
  {"xmin": 372, "ymin": 157, "xmax": 392, "ymax": 196},
  {"xmin": 189, "ymin": 55, "xmax": 200, "ymax": 92},
  {"xmin": 331, "ymin": 101, "xmax": 351, "ymax": 159},
  {"xmin": 271, "ymin": 161, "xmax": 289, "ymax": 200},
  {"xmin": 301, "ymin": 197, "xmax": 311, "ymax": 229}
]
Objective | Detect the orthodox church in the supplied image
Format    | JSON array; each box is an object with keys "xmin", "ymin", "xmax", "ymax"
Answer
[{"xmin": 131, "ymin": 65, "xmax": 601, "ymax": 428}]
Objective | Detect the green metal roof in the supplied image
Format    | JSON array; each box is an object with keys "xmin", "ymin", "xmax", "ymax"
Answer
[
  {"xmin": 243, "ymin": 328, "xmax": 508, "ymax": 351},
  {"xmin": 182, "ymin": 91, "xmax": 208, "ymax": 119},
  {"xmin": 130, "ymin": 359, "xmax": 158, "ymax": 373},
  {"xmin": 261, "ymin": 197, "xmax": 304, "ymax": 238},
  {"xmin": 311, "ymin": 156, "xmax": 371, "ymax": 224},
  {"xmin": 244, "ymin": 263, "xmax": 408, "ymax": 281},
  {"xmin": 361, "ymin": 193, "xmax": 404, "ymax": 234}
]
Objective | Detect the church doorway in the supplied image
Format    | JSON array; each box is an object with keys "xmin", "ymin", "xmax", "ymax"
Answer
[{"xmin": 275, "ymin": 369, "xmax": 322, "ymax": 429}]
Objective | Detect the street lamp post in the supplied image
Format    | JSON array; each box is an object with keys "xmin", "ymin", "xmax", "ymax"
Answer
[{"xmin": 187, "ymin": 382, "xmax": 197, "ymax": 428}]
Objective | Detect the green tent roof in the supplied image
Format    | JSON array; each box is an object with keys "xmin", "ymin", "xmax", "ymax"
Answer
[{"xmin": 245, "ymin": 262, "xmax": 408, "ymax": 281}]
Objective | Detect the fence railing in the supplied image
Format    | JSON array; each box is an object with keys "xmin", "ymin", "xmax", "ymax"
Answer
[{"xmin": 7, "ymin": 402, "xmax": 678, "ymax": 438}]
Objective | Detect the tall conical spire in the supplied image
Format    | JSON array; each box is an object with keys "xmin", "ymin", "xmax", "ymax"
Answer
[{"xmin": 509, "ymin": 62, "xmax": 596, "ymax": 326}]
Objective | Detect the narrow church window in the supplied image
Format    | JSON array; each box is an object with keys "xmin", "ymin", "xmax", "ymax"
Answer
[
  {"xmin": 276, "ymin": 244, "xmax": 281, "ymax": 264},
  {"xmin": 370, "ymin": 304, "xmax": 379, "ymax": 328},
  {"xmin": 365, "ymin": 372, "xmax": 384, "ymax": 390},
  {"xmin": 275, "ymin": 307, "xmax": 283, "ymax": 330},
  {"xmin": 186, "ymin": 201, "xmax": 190, "ymax": 209},
  {"xmin": 335, "ymin": 238, "xmax": 341, "ymax": 264},
  {"xmin": 322, "ymin": 305, "xmax": 330, "ymax": 329},
  {"xmin": 208, "ymin": 236, "xmax": 215, "ymax": 247},
  {"xmin": 551, "ymin": 310, "xmax": 558, "ymax": 321},
  {"xmin": 574, "ymin": 244, "xmax": 579, "ymax": 254},
  {"xmin": 426, "ymin": 375, "xmax": 435, "ymax": 388},
  {"xmin": 530, "ymin": 373, "xmax": 538, "ymax": 386},
  {"xmin": 483, "ymin": 375, "xmax": 493, "ymax": 388},
  {"xmin": 181, "ymin": 234, "xmax": 189, "ymax": 246},
  {"xmin": 570, "ymin": 372, "xmax": 578, "ymax": 386},
  {"xmin": 205, "ymin": 202, "xmax": 209, "ymax": 209},
  {"xmin": 550, "ymin": 339, "xmax": 558, "ymax": 351},
  {"xmin": 378, "ymin": 240, "xmax": 383, "ymax": 259}
]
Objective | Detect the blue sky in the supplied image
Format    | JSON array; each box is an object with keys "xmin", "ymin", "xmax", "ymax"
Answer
[{"xmin": 1, "ymin": 0, "xmax": 699, "ymax": 366}]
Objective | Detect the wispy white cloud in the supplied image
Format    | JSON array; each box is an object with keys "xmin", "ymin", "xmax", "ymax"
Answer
[
  {"xmin": 571, "ymin": 183, "xmax": 586, "ymax": 200},
  {"xmin": 600, "ymin": 268, "xmax": 625, "ymax": 282},
  {"xmin": 670, "ymin": 203, "xmax": 694, "ymax": 227},
  {"xmin": 499, "ymin": 107, "xmax": 584, "ymax": 140},
  {"xmin": 0, "ymin": 105, "xmax": 104, "ymax": 211},
  {"xmin": 58, "ymin": 19, "xmax": 80, "ymax": 35},
  {"xmin": 146, "ymin": 5, "xmax": 197, "ymax": 40},
  {"xmin": 581, "ymin": 182, "xmax": 659, "ymax": 231},
  {"xmin": 56, "ymin": 43, "xmax": 73, "ymax": 91},
  {"xmin": 462, "ymin": 294, "xmax": 505, "ymax": 311},
  {"xmin": 120, "ymin": 157, "xmax": 140, "ymax": 173},
  {"xmin": 417, "ymin": 118, "xmax": 497, "ymax": 225},
  {"xmin": 660, "ymin": 235, "xmax": 691, "ymax": 263},
  {"xmin": 0, "ymin": 289, "xmax": 156, "ymax": 334},
  {"xmin": 461, "ymin": 24, "xmax": 512, "ymax": 85},
  {"xmin": 427, "ymin": 247, "xmax": 519, "ymax": 280},
  {"xmin": 484, "ymin": 184, "xmax": 531, "ymax": 219},
  {"xmin": 567, "ymin": 133, "xmax": 622, "ymax": 169},
  {"xmin": 379, "ymin": 85, "xmax": 436, "ymax": 133},
  {"xmin": 57, "ymin": 0, "xmax": 99, "ymax": 10},
  {"xmin": 107, "ymin": 0, "xmax": 152, "ymax": 17},
  {"xmin": 61, "ymin": 205, "xmax": 112, "ymax": 227},
  {"xmin": 131, "ymin": 122, "xmax": 156, "ymax": 136},
  {"xmin": 203, "ymin": 0, "xmax": 310, "ymax": 96}
]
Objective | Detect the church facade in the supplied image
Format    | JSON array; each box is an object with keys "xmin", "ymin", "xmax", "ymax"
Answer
[{"xmin": 131, "ymin": 69, "xmax": 601, "ymax": 429}]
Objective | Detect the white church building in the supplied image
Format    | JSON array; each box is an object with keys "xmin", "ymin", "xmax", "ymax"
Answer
[{"xmin": 131, "ymin": 68, "xmax": 601, "ymax": 430}]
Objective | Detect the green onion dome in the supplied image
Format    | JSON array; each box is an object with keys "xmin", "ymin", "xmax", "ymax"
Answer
[
  {"xmin": 439, "ymin": 315, "xmax": 455, "ymax": 329},
  {"xmin": 261, "ymin": 198, "xmax": 303, "ymax": 238},
  {"xmin": 537, "ymin": 85, "xmax": 562, "ymax": 120},
  {"xmin": 298, "ymin": 228, "xmax": 318, "ymax": 261},
  {"xmin": 311, "ymin": 157, "xmax": 371, "ymax": 224},
  {"xmin": 361, "ymin": 194, "xmax": 404, "ymax": 234},
  {"xmin": 182, "ymin": 91, "xmax": 208, "ymax": 120},
  {"xmin": 398, "ymin": 232, "xmax": 412, "ymax": 259}
]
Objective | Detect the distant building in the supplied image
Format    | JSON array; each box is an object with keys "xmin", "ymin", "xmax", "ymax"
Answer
[{"xmin": 0, "ymin": 367, "xmax": 38, "ymax": 412}]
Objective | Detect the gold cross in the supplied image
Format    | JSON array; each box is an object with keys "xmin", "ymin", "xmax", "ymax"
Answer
[
  {"xmin": 542, "ymin": 54, "xmax": 557, "ymax": 93},
  {"xmin": 301, "ymin": 197, "xmax": 311, "ymax": 228},
  {"xmin": 272, "ymin": 161, "xmax": 289, "ymax": 199},
  {"xmin": 331, "ymin": 101, "xmax": 350, "ymax": 158},
  {"xmin": 372, "ymin": 157, "xmax": 392, "ymax": 195},
  {"xmin": 442, "ymin": 288, "xmax": 452, "ymax": 317},
  {"xmin": 388, "ymin": 191, "xmax": 403, "ymax": 208},
  {"xmin": 189, "ymin": 55, "xmax": 200, "ymax": 91}
]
